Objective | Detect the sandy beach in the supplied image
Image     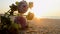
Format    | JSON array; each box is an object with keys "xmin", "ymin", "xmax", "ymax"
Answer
[{"xmin": 18, "ymin": 18, "xmax": 60, "ymax": 34}]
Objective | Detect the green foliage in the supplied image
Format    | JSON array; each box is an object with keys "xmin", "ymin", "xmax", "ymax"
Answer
[
  {"xmin": 9, "ymin": 4, "xmax": 17, "ymax": 11},
  {"xmin": 1, "ymin": 16, "xmax": 11, "ymax": 25},
  {"xmin": 11, "ymin": 23, "xmax": 21, "ymax": 30},
  {"xmin": 1, "ymin": 15, "xmax": 21, "ymax": 34}
]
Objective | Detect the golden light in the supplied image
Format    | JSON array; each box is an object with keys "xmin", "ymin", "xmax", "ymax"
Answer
[
  {"xmin": 34, "ymin": 12, "xmax": 42, "ymax": 18},
  {"xmin": 35, "ymin": 15, "xmax": 40, "ymax": 18}
]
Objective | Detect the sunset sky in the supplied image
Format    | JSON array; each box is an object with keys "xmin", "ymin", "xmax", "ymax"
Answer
[{"xmin": 0, "ymin": 0, "xmax": 60, "ymax": 19}]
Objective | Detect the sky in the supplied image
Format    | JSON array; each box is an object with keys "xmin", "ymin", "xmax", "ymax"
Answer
[{"xmin": 0, "ymin": 0, "xmax": 60, "ymax": 19}]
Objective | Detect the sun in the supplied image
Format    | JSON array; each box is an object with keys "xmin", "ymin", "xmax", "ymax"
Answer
[
  {"xmin": 34, "ymin": 12, "xmax": 42, "ymax": 18},
  {"xmin": 28, "ymin": 9, "xmax": 42, "ymax": 18},
  {"xmin": 35, "ymin": 15, "xmax": 40, "ymax": 18}
]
